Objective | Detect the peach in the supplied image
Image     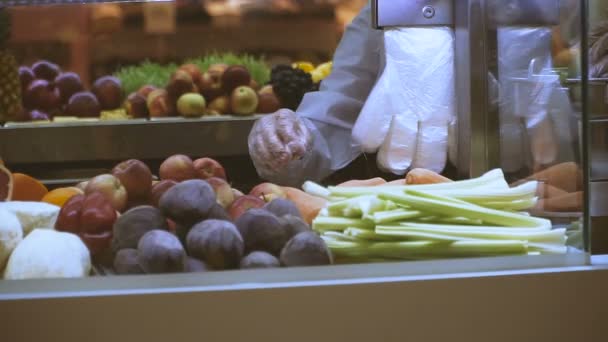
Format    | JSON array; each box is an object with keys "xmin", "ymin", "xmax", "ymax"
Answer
[
  {"xmin": 232, "ymin": 188, "xmax": 244, "ymax": 200},
  {"xmin": 112, "ymin": 159, "xmax": 153, "ymax": 200},
  {"xmin": 147, "ymin": 89, "xmax": 171, "ymax": 117},
  {"xmin": 228, "ymin": 195, "xmax": 265, "ymax": 220},
  {"xmin": 85, "ymin": 174, "xmax": 128, "ymax": 212},
  {"xmin": 206, "ymin": 177, "xmax": 235, "ymax": 209},
  {"xmin": 159, "ymin": 154, "xmax": 197, "ymax": 182},
  {"xmin": 207, "ymin": 95, "xmax": 230, "ymax": 114},
  {"xmin": 249, "ymin": 182, "xmax": 287, "ymax": 203},
  {"xmin": 137, "ymin": 85, "xmax": 157, "ymax": 99},
  {"xmin": 193, "ymin": 157, "xmax": 226, "ymax": 180},
  {"xmin": 178, "ymin": 64, "xmax": 203, "ymax": 85}
]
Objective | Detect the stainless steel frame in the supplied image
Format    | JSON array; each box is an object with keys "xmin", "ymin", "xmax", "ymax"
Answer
[
  {"xmin": 371, "ymin": 0, "xmax": 454, "ymax": 28},
  {"xmin": 0, "ymin": 117, "xmax": 257, "ymax": 164}
]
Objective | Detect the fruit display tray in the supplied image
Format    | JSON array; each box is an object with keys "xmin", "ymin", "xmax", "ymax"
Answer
[{"xmin": 0, "ymin": 115, "xmax": 260, "ymax": 165}]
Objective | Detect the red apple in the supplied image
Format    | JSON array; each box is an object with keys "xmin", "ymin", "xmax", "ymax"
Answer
[
  {"xmin": 85, "ymin": 174, "xmax": 128, "ymax": 212},
  {"xmin": 228, "ymin": 195, "xmax": 265, "ymax": 220},
  {"xmin": 249, "ymin": 182, "xmax": 287, "ymax": 203},
  {"xmin": 159, "ymin": 154, "xmax": 196, "ymax": 182},
  {"xmin": 206, "ymin": 177, "xmax": 235, "ymax": 209},
  {"xmin": 193, "ymin": 157, "xmax": 226, "ymax": 180},
  {"xmin": 112, "ymin": 159, "xmax": 153, "ymax": 200}
]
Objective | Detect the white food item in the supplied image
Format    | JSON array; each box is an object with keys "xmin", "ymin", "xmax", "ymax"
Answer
[
  {"xmin": 4, "ymin": 229, "xmax": 91, "ymax": 280},
  {"xmin": 0, "ymin": 209, "xmax": 23, "ymax": 271},
  {"xmin": 0, "ymin": 201, "xmax": 60, "ymax": 236}
]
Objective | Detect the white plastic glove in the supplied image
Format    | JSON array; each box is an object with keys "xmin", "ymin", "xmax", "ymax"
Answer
[
  {"xmin": 248, "ymin": 109, "xmax": 314, "ymax": 180},
  {"xmin": 497, "ymin": 27, "xmax": 575, "ymax": 172},
  {"xmin": 353, "ymin": 27, "xmax": 456, "ymax": 175}
]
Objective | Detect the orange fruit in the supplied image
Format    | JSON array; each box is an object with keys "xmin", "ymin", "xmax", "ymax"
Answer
[
  {"xmin": 0, "ymin": 165, "xmax": 13, "ymax": 201},
  {"xmin": 12, "ymin": 173, "xmax": 49, "ymax": 202},
  {"xmin": 41, "ymin": 187, "xmax": 84, "ymax": 207}
]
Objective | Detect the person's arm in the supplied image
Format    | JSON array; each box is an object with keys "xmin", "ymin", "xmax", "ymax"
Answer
[{"xmin": 271, "ymin": 3, "xmax": 383, "ymax": 186}]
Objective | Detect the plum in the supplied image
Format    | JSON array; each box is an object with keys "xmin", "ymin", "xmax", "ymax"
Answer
[
  {"xmin": 222, "ymin": 65, "xmax": 251, "ymax": 93},
  {"xmin": 24, "ymin": 79, "xmax": 61, "ymax": 112},
  {"xmin": 263, "ymin": 198, "xmax": 302, "ymax": 218},
  {"xmin": 279, "ymin": 232, "xmax": 332, "ymax": 267},
  {"xmin": 65, "ymin": 91, "xmax": 101, "ymax": 117},
  {"xmin": 158, "ymin": 179, "xmax": 216, "ymax": 226},
  {"xmin": 235, "ymin": 208, "xmax": 289, "ymax": 256},
  {"xmin": 207, "ymin": 203, "xmax": 232, "ymax": 221},
  {"xmin": 28, "ymin": 109, "xmax": 50, "ymax": 121},
  {"xmin": 150, "ymin": 180, "xmax": 177, "ymax": 208},
  {"xmin": 92, "ymin": 76, "xmax": 124, "ymax": 110},
  {"xmin": 19, "ymin": 66, "xmax": 35, "ymax": 93},
  {"xmin": 184, "ymin": 257, "xmax": 208, "ymax": 273},
  {"xmin": 113, "ymin": 248, "xmax": 144, "ymax": 275},
  {"xmin": 186, "ymin": 219, "xmax": 244, "ymax": 270},
  {"xmin": 137, "ymin": 229, "xmax": 186, "ymax": 274},
  {"xmin": 240, "ymin": 251, "xmax": 280, "ymax": 269},
  {"xmin": 111, "ymin": 205, "xmax": 169, "ymax": 252},
  {"xmin": 55, "ymin": 72, "xmax": 84, "ymax": 104},
  {"xmin": 32, "ymin": 60, "xmax": 61, "ymax": 82},
  {"xmin": 124, "ymin": 93, "xmax": 149, "ymax": 118},
  {"xmin": 278, "ymin": 215, "xmax": 310, "ymax": 240}
]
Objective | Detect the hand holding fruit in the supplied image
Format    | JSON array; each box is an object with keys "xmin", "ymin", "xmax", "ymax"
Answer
[{"xmin": 248, "ymin": 109, "xmax": 313, "ymax": 176}]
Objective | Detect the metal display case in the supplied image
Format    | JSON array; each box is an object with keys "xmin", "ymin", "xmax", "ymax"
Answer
[{"xmin": 1, "ymin": 1, "xmax": 607, "ymax": 341}]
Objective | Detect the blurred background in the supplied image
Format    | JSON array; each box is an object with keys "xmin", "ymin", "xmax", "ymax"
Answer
[{"xmin": 8, "ymin": 0, "xmax": 367, "ymax": 86}]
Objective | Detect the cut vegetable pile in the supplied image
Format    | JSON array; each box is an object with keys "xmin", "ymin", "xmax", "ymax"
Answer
[{"xmin": 306, "ymin": 169, "xmax": 568, "ymax": 263}]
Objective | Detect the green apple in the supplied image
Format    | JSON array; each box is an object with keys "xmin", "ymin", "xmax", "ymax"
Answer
[
  {"xmin": 177, "ymin": 93, "xmax": 206, "ymax": 118},
  {"xmin": 230, "ymin": 86, "xmax": 258, "ymax": 116}
]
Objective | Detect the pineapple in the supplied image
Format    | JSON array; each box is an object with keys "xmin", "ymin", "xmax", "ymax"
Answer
[{"xmin": 0, "ymin": 6, "xmax": 23, "ymax": 123}]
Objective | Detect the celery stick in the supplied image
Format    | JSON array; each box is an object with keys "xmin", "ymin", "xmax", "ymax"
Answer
[
  {"xmin": 365, "ymin": 209, "xmax": 423, "ymax": 224},
  {"xmin": 424, "ymin": 181, "xmax": 538, "ymax": 204},
  {"xmin": 376, "ymin": 225, "xmax": 566, "ymax": 244},
  {"xmin": 312, "ymin": 217, "xmax": 375, "ymax": 232},
  {"xmin": 528, "ymin": 243, "xmax": 568, "ymax": 254},
  {"xmin": 342, "ymin": 207, "xmax": 363, "ymax": 218},
  {"xmin": 380, "ymin": 191, "xmax": 551, "ymax": 228},
  {"xmin": 386, "ymin": 222, "xmax": 554, "ymax": 234},
  {"xmin": 369, "ymin": 240, "xmax": 528, "ymax": 258},
  {"xmin": 327, "ymin": 169, "xmax": 509, "ymax": 198},
  {"xmin": 344, "ymin": 227, "xmax": 404, "ymax": 241},
  {"xmin": 323, "ymin": 231, "xmax": 360, "ymax": 242},
  {"xmin": 480, "ymin": 198, "xmax": 538, "ymax": 211},
  {"xmin": 374, "ymin": 230, "xmax": 465, "ymax": 242},
  {"xmin": 415, "ymin": 216, "xmax": 484, "ymax": 225},
  {"xmin": 303, "ymin": 181, "xmax": 331, "ymax": 199}
]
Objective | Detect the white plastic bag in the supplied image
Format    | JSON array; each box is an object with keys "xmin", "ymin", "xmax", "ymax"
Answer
[{"xmin": 354, "ymin": 27, "xmax": 456, "ymax": 174}]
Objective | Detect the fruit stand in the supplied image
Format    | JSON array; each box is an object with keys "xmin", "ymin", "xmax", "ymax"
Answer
[{"xmin": 1, "ymin": 1, "xmax": 608, "ymax": 341}]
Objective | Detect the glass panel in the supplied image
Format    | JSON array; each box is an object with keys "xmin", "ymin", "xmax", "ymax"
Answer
[
  {"xmin": 0, "ymin": 0, "xmax": 594, "ymax": 291},
  {"xmin": 486, "ymin": 0, "xmax": 586, "ymax": 251}
]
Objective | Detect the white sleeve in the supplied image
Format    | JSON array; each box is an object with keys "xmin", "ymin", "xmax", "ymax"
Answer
[{"xmin": 264, "ymin": 4, "xmax": 383, "ymax": 187}]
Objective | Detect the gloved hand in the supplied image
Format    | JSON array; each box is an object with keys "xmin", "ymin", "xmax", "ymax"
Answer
[{"xmin": 248, "ymin": 109, "xmax": 314, "ymax": 178}]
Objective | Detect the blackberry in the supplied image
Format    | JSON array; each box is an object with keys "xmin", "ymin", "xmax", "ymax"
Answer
[{"xmin": 270, "ymin": 64, "xmax": 314, "ymax": 110}]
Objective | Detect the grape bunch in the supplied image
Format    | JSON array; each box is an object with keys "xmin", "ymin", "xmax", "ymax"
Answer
[{"xmin": 270, "ymin": 65, "xmax": 314, "ymax": 110}]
